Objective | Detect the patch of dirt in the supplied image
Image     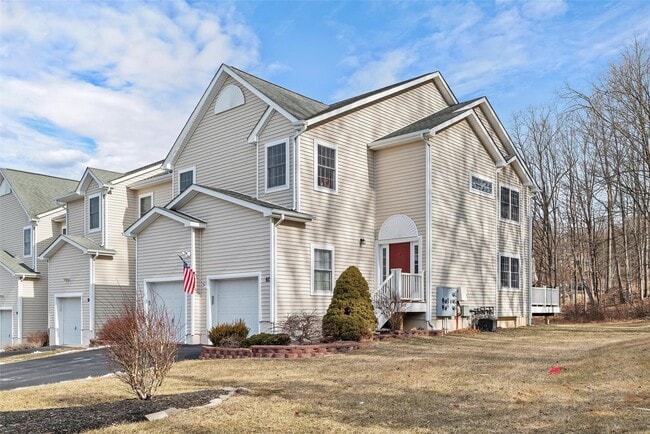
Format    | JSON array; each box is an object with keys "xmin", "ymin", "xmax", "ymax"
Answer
[{"xmin": 0, "ymin": 389, "xmax": 223, "ymax": 433}]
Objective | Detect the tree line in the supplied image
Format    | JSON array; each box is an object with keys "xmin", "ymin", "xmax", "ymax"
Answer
[{"xmin": 512, "ymin": 38, "xmax": 649, "ymax": 312}]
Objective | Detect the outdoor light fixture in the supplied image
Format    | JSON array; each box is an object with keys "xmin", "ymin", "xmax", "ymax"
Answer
[{"xmin": 359, "ymin": 238, "xmax": 365, "ymax": 246}]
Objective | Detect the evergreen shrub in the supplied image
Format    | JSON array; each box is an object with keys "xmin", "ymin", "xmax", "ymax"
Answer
[{"xmin": 208, "ymin": 319, "xmax": 249, "ymax": 347}]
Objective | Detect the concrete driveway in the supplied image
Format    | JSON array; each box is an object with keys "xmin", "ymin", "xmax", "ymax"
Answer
[{"xmin": 0, "ymin": 345, "xmax": 202, "ymax": 391}]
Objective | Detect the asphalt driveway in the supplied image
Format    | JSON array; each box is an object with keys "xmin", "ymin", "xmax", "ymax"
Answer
[{"xmin": 0, "ymin": 345, "xmax": 202, "ymax": 391}]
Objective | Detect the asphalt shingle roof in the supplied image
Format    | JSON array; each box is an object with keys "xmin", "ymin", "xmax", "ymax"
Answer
[
  {"xmin": 0, "ymin": 250, "xmax": 38, "ymax": 276},
  {"xmin": 0, "ymin": 169, "xmax": 77, "ymax": 218},
  {"xmin": 88, "ymin": 167, "xmax": 124, "ymax": 184},
  {"xmin": 196, "ymin": 185, "xmax": 301, "ymax": 214}
]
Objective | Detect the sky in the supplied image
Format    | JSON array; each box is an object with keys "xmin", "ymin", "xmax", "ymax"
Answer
[{"xmin": 1, "ymin": 0, "xmax": 649, "ymax": 180}]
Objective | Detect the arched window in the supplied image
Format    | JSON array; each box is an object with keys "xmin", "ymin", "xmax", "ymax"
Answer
[{"xmin": 214, "ymin": 84, "xmax": 245, "ymax": 114}]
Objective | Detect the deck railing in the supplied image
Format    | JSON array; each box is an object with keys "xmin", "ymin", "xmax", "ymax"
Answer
[
  {"xmin": 531, "ymin": 286, "xmax": 561, "ymax": 314},
  {"xmin": 374, "ymin": 269, "xmax": 424, "ymax": 302}
]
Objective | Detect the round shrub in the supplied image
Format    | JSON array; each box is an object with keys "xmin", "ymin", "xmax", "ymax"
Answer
[
  {"xmin": 240, "ymin": 333, "xmax": 291, "ymax": 347},
  {"xmin": 208, "ymin": 319, "xmax": 249, "ymax": 347},
  {"xmin": 322, "ymin": 266, "xmax": 377, "ymax": 341}
]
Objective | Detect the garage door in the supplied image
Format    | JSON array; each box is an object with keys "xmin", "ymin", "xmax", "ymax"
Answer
[
  {"xmin": 58, "ymin": 297, "xmax": 81, "ymax": 345},
  {"xmin": 211, "ymin": 277, "xmax": 259, "ymax": 335},
  {"xmin": 148, "ymin": 281, "xmax": 186, "ymax": 343},
  {"xmin": 0, "ymin": 310, "xmax": 12, "ymax": 348}
]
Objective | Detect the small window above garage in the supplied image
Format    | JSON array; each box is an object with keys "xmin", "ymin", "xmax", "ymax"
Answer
[{"xmin": 214, "ymin": 84, "xmax": 245, "ymax": 114}]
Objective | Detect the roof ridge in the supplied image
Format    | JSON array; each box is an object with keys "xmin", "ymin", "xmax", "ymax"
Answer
[{"xmin": 1, "ymin": 168, "xmax": 77, "ymax": 182}]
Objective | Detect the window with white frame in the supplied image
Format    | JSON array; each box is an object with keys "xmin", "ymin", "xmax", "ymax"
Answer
[
  {"xmin": 312, "ymin": 246, "xmax": 333, "ymax": 293},
  {"xmin": 23, "ymin": 226, "xmax": 32, "ymax": 257},
  {"xmin": 315, "ymin": 140, "xmax": 337, "ymax": 192},
  {"xmin": 470, "ymin": 174, "xmax": 493, "ymax": 196},
  {"xmin": 139, "ymin": 194, "xmax": 153, "ymax": 217},
  {"xmin": 500, "ymin": 186, "xmax": 520, "ymax": 222},
  {"xmin": 178, "ymin": 168, "xmax": 195, "ymax": 194},
  {"xmin": 266, "ymin": 140, "xmax": 288, "ymax": 191},
  {"xmin": 88, "ymin": 194, "xmax": 101, "ymax": 231},
  {"xmin": 500, "ymin": 254, "xmax": 520, "ymax": 289}
]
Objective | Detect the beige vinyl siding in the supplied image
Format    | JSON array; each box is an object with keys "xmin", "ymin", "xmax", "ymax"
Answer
[
  {"xmin": 133, "ymin": 179, "xmax": 172, "ymax": 209},
  {"xmin": 21, "ymin": 278, "xmax": 47, "ymax": 336},
  {"xmin": 497, "ymin": 165, "xmax": 529, "ymax": 319},
  {"xmin": 97, "ymin": 182, "xmax": 133, "ymax": 286},
  {"xmin": 275, "ymin": 81, "xmax": 449, "ymax": 318},
  {"xmin": 257, "ymin": 111, "xmax": 295, "ymax": 208},
  {"xmin": 0, "ymin": 190, "xmax": 30, "ymax": 260},
  {"xmin": 429, "ymin": 120, "xmax": 499, "ymax": 320},
  {"xmin": 173, "ymin": 77, "xmax": 265, "ymax": 197},
  {"xmin": 137, "ymin": 217, "xmax": 190, "ymax": 285},
  {"xmin": 474, "ymin": 106, "xmax": 509, "ymax": 158},
  {"xmin": 84, "ymin": 181, "xmax": 103, "ymax": 245},
  {"xmin": 66, "ymin": 199, "xmax": 84, "ymax": 236},
  {"xmin": 0, "ymin": 268, "xmax": 18, "ymax": 342},
  {"xmin": 94, "ymin": 284, "xmax": 135, "ymax": 333},
  {"xmin": 180, "ymin": 194, "xmax": 271, "ymax": 336},
  {"xmin": 375, "ymin": 141, "xmax": 427, "ymax": 237},
  {"xmin": 47, "ymin": 243, "xmax": 90, "ymax": 342}
]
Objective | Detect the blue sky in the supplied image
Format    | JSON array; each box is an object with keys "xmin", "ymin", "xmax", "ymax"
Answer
[{"xmin": 1, "ymin": 0, "xmax": 649, "ymax": 179}]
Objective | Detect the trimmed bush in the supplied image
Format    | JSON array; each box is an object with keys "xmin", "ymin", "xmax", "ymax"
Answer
[
  {"xmin": 240, "ymin": 333, "xmax": 291, "ymax": 347},
  {"xmin": 280, "ymin": 311, "xmax": 322, "ymax": 344},
  {"xmin": 322, "ymin": 266, "xmax": 377, "ymax": 341},
  {"xmin": 208, "ymin": 320, "xmax": 249, "ymax": 347}
]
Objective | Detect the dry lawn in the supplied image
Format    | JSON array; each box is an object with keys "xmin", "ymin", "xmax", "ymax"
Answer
[{"xmin": 1, "ymin": 321, "xmax": 649, "ymax": 433}]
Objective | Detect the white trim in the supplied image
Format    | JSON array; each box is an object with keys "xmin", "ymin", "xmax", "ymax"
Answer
[
  {"xmin": 23, "ymin": 225, "xmax": 33, "ymax": 258},
  {"xmin": 127, "ymin": 172, "xmax": 172, "ymax": 189},
  {"xmin": 270, "ymin": 220, "xmax": 276, "ymax": 326},
  {"xmin": 143, "ymin": 278, "xmax": 187, "ymax": 344},
  {"xmin": 248, "ymin": 106, "xmax": 274, "ymax": 144},
  {"xmin": 295, "ymin": 134, "xmax": 301, "ymax": 211},
  {"xmin": 89, "ymin": 256, "xmax": 95, "ymax": 335},
  {"xmin": 54, "ymin": 293, "xmax": 83, "ymax": 346},
  {"xmin": 177, "ymin": 166, "xmax": 196, "ymax": 196},
  {"xmin": 16, "ymin": 281, "xmax": 23, "ymax": 342},
  {"xmin": 87, "ymin": 193, "xmax": 102, "ymax": 233},
  {"xmin": 190, "ymin": 228, "xmax": 196, "ymax": 339},
  {"xmin": 469, "ymin": 172, "xmax": 494, "ymax": 198},
  {"xmin": 0, "ymin": 178, "xmax": 10, "ymax": 196},
  {"xmin": 499, "ymin": 253, "xmax": 522, "ymax": 291},
  {"xmin": 313, "ymin": 139, "xmax": 338, "ymax": 194},
  {"xmin": 206, "ymin": 273, "xmax": 262, "ymax": 334},
  {"xmin": 0, "ymin": 307, "xmax": 14, "ymax": 345},
  {"xmin": 499, "ymin": 183, "xmax": 521, "ymax": 224},
  {"xmin": 138, "ymin": 193, "xmax": 154, "ymax": 218},
  {"xmin": 264, "ymin": 138, "xmax": 290, "ymax": 193},
  {"xmin": 425, "ymin": 139, "xmax": 432, "ymax": 321},
  {"xmin": 214, "ymin": 83, "xmax": 245, "ymax": 114},
  {"xmin": 123, "ymin": 207, "xmax": 206, "ymax": 237},
  {"xmin": 310, "ymin": 244, "xmax": 335, "ymax": 295}
]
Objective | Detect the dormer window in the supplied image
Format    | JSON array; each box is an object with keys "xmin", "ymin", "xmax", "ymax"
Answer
[
  {"xmin": 178, "ymin": 168, "xmax": 195, "ymax": 194},
  {"xmin": 214, "ymin": 84, "xmax": 245, "ymax": 114}
]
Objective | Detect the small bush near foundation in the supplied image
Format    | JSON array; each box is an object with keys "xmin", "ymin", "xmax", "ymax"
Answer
[
  {"xmin": 280, "ymin": 311, "xmax": 322, "ymax": 344},
  {"xmin": 25, "ymin": 331, "xmax": 49, "ymax": 347},
  {"xmin": 322, "ymin": 266, "xmax": 377, "ymax": 341},
  {"xmin": 240, "ymin": 333, "xmax": 291, "ymax": 347},
  {"xmin": 208, "ymin": 320, "xmax": 249, "ymax": 347},
  {"xmin": 97, "ymin": 314, "xmax": 137, "ymax": 342}
]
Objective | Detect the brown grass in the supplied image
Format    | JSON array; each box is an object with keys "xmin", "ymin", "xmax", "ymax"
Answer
[{"xmin": 2, "ymin": 321, "xmax": 649, "ymax": 433}]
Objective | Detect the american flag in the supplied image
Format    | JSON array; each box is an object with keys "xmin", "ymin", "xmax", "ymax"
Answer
[{"xmin": 181, "ymin": 258, "xmax": 196, "ymax": 295}]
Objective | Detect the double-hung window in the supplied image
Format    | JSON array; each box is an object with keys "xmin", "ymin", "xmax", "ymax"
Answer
[
  {"xmin": 500, "ymin": 186, "xmax": 520, "ymax": 222},
  {"xmin": 139, "ymin": 194, "xmax": 153, "ymax": 217},
  {"xmin": 315, "ymin": 140, "xmax": 337, "ymax": 192},
  {"xmin": 178, "ymin": 168, "xmax": 195, "ymax": 194},
  {"xmin": 23, "ymin": 227, "xmax": 32, "ymax": 257},
  {"xmin": 312, "ymin": 246, "xmax": 334, "ymax": 294},
  {"xmin": 500, "ymin": 254, "xmax": 520, "ymax": 290},
  {"xmin": 266, "ymin": 140, "xmax": 288, "ymax": 192},
  {"xmin": 89, "ymin": 194, "xmax": 101, "ymax": 232}
]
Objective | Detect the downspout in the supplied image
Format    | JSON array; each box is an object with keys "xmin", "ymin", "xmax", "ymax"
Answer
[
  {"xmin": 254, "ymin": 136, "xmax": 259, "ymax": 198},
  {"xmin": 291, "ymin": 122, "xmax": 307, "ymax": 212},
  {"xmin": 423, "ymin": 132, "xmax": 433, "ymax": 327},
  {"xmin": 32, "ymin": 221, "xmax": 37, "ymax": 272},
  {"xmin": 17, "ymin": 275, "xmax": 25, "ymax": 343},
  {"xmin": 190, "ymin": 227, "xmax": 197, "ymax": 342},
  {"xmin": 528, "ymin": 190, "xmax": 535, "ymax": 326},
  {"xmin": 90, "ymin": 252, "xmax": 99, "ymax": 339},
  {"xmin": 270, "ymin": 214, "xmax": 286, "ymax": 329}
]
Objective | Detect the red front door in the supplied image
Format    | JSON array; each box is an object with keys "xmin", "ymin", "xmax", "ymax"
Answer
[{"xmin": 389, "ymin": 242, "xmax": 410, "ymax": 273}]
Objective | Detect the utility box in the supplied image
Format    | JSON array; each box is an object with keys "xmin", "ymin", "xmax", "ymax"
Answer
[
  {"xmin": 458, "ymin": 287, "xmax": 468, "ymax": 302},
  {"xmin": 436, "ymin": 287, "xmax": 457, "ymax": 317},
  {"xmin": 460, "ymin": 305, "xmax": 471, "ymax": 317}
]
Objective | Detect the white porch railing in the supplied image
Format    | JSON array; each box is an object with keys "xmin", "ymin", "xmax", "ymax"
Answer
[
  {"xmin": 374, "ymin": 269, "xmax": 424, "ymax": 302},
  {"xmin": 531, "ymin": 286, "xmax": 561, "ymax": 314}
]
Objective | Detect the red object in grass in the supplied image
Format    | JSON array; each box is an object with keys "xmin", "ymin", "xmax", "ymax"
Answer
[{"xmin": 548, "ymin": 366, "xmax": 562, "ymax": 375}]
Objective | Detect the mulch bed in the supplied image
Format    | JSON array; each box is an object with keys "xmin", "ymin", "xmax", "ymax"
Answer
[{"xmin": 0, "ymin": 389, "xmax": 224, "ymax": 433}]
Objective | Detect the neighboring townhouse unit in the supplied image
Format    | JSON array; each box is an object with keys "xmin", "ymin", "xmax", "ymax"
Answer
[
  {"xmin": 39, "ymin": 162, "xmax": 167, "ymax": 345},
  {"xmin": 0, "ymin": 169, "xmax": 77, "ymax": 348},
  {"xmin": 125, "ymin": 65, "xmax": 537, "ymax": 344}
]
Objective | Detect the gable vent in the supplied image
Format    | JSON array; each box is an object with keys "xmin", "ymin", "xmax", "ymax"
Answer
[{"xmin": 215, "ymin": 84, "xmax": 245, "ymax": 114}]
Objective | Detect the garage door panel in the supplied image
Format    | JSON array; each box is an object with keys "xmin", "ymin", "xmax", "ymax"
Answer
[
  {"xmin": 59, "ymin": 298, "xmax": 81, "ymax": 346},
  {"xmin": 212, "ymin": 277, "xmax": 259, "ymax": 335},
  {"xmin": 148, "ymin": 281, "xmax": 186, "ymax": 343},
  {"xmin": 0, "ymin": 310, "xmax": 12, "ymax": 348}
]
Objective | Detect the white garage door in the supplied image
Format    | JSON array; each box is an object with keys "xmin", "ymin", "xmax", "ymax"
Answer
[
  {"xmin": 0, "ymin": 309, "xmax": 12, "ymax": 348},
  {"xmin": 148, "ymin": 281, "xmax": 186, "ymax": 343},
  {"xmin": 211, "ymin": 277, "xmax": 259, "ymax": 335},
  {"xmin": 58, "ymin": 297, "xmax": 81, "ymax": 345}
]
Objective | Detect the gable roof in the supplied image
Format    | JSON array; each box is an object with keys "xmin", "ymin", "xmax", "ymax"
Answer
[
  {"xmin": 123, "ymin": 207, "xmax": 207, "ymax": 237},
  {"xmin": 39, "ymin": 234, "xmax": 116, "ymax": 259},
  {"xmin": 0, "ymin": 250, "xmax": 39, "ymax": 278},
  {"xmin": 0, "ymin": 169, "xmax": 77, "ymax": 218}
]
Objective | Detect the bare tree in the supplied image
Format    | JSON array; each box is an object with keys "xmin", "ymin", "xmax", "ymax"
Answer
[{"xmin": 100, "ymin": 296, "xmax": 180, "ymax": 400}]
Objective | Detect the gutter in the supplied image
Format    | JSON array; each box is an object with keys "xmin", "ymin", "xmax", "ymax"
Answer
[
  {"xmin": 423, "ymin": 131, "xmax": 433, "ymax": 325},
  {"xmin": 270, "ymin": 213, "xmax": 286, "ymax": 328}
]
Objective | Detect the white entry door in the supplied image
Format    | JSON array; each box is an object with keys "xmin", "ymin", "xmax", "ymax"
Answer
[
  {"xmin": 148, "ymin": 281, "xmax": 186, "ymax": 343},
  {"xmin": 59, "ymin": 297, "xmax": 81, "ymax": 345},
  {"xmin": 0, "ymin": 310, "xmax": 12, "ymax": 348},
  {"xmin": 211, "ymin": 277, "xmax": 259, "ymax": 335}
]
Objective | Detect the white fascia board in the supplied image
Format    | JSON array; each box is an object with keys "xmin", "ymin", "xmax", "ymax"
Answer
[
  {"xmin": 77, "ymin": 168, "xmax": 108, "ymax": 194},
  {"xmin": 127, "ymin": 172, "xmax": 172, "ymax": 190},
  {"xmin": 269, "ymin": 209, "xmax": 313, "ymax": 222},
  {"xmin": 307, "ymin": 72, "xmax": 457, "ymax": 127},
  {"xmin": 109, "ymin": 164, "xmax": 164, "ymax": 185},
  {"xmin": 458, "ymin": 113, "xmax": 507, "ymax": 166},
  {"xmin": 248, "ymin": 106, "xmax": 275, "ymax": 144},
  {"xmin": 368, "ymin": 130, "xmax": 431, "ymax": 150},
  {"xmin": 0, "ymin": 261, "xmax": 38, "ymax": 278},
  {"xmin": 123, "ymin": 207, "xmax": 206, "ymax": 237},
  {"xmin": 39, "ymin": 236, "xmax": 116, "ymax": 259},
  {"xmin": 55, "ymin": 191, "xmax": 83, "ymax": 203},
  {"xmin": 169, "ymin": 185, "xmax": 269, "ymax": 215}
]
